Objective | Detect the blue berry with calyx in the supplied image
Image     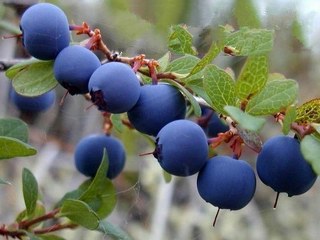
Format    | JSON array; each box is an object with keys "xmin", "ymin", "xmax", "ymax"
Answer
[
  {"xmin": 197, "ymin": 155, "xmax": 256, "ymax": 211},
  {"xmin": 256, "ymin": 135, "xmax": 317, "ymax": 197},
  {"xmin": 127, "ymin": 83, "xmax": 186, "ymax": 136},
  {"xmin": 153, "ymin": 119, "xmax": 208, "ymax": 176},
  {"xmin": 10, "ymin": 89, "xmax": 56, "ymax": 113},
  {"xmin": 88, "ymin": 62, "xmax": 141, "ymax": 113},
  {"xmin": 20, "ymin": 3, "xmax": 70, "ymax": 60},
  {"xmin": 74, "ymin": 134, "xmax": 126, "ymax": 179},
  {"xmin": 54, "ymin": 45, "xmax": 101, "ymax": 95}
]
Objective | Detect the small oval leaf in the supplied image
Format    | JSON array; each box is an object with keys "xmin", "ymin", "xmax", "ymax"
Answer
[
  {"xmin": 224, "ymin": 106, "xmax": 266, "ymax": 132},
  {"xmin": 22, "ymin": 168, "xmax": 39, "ymax": 216},
  {"xmin": 301, "ymin": 134, "xmax": 320, "ymax": 175},
  {"xmin": 0, "ymin": 118, "xmax": 29, "ymax": 143},
  {"xmin": 203, "ymin": 64, "xmax": 236, "ymax": 114},
  {"xmin": 10, "ymin": 60, "xmax": 57, "ymax": 97},
  {"xmin": 60, "ymin": 199, "xmax": 100, "ymax": 230},
  {"xmin": 246, "ymin": 79, "xmax": 298, "ymax": 116},
  {"xmin": 0, "ymin": 136, "xmax": 37, "ymax": 160}
]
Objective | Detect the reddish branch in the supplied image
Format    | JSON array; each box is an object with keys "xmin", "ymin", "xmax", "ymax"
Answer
[
  {"xmin": 0, "ymin": 208, "xmax": 77, "ymax": 239},
  {"xmin": 18, "ymin": 208, "xmax": 60, "ymax": 230},
  {"xmin": 274, "ymin": 112, "xmax": 315, "ymax": 138},
  {"xmin": 69, "ymin": 22, "xmax": 177, "ymax": 83}
]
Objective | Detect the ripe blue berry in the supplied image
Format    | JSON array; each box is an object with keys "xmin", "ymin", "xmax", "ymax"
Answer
[
  {"xmin": 127, "ymin": 83, "xmax": 186, "ymax": 136},
  {"xmin": 10, "ymin": 89, "xmax": 56, "ymax": 113},
  {"xmin": 256, "ymin": 135, "xmax": 317, "ymax": 196},
  {"xmin": 88, "ymin": 62, "xmax": 141, "ymax": 113},
  {"xmin": 74, "ymin": 134, "xmax": 126, "ymax": 179},
  {"xmin": 197, "ymin": 156, "xmax": 256, "ymax": 210},
  {"xmin": 154, "ymin": 119, "xmax": 208, "ymax": 176},
  {"xmin": 207, "ymin": 112, "xmax": 229, "ymax": 137},
  {"xmin": 54, "ymin": 45, "xmax": 101, "ymax": 95},
  {"xmin": 20, "ymin": 3, "xmax": 70, "ymax": 60}
]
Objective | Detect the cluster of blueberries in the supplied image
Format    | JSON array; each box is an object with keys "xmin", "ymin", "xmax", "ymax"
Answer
[{"xmin": 11, "ymin": 3, "xmax": 317, "ymax": 218}]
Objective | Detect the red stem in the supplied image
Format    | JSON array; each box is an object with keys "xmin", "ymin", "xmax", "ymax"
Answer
[{"xmin": 18, "ymin": 208, "xmax": 60, "ymax": 230}]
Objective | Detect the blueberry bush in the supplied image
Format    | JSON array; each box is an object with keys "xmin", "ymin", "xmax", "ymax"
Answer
[{"xmin": 1, "ymin": 1, "xmax": 320, "ymax": 239}]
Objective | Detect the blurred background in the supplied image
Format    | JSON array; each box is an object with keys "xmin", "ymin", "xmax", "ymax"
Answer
[{"xmin": 0, "ymin": 0, "xmax": 320, "ymax": 239}]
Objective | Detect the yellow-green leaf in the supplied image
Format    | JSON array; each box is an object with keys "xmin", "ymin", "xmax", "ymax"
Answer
[
  {"xmin": 296, "ymin": 98, "xmax": 320, "ymax": 125},
  {"xmin": 236, "ymin": 55, "xmax": 268, "ymax": 100},
  {"xmin": 203, "ymin": 65, "xmax": 236, "ymax": 114},
  {"xmin": 168, "ymin": 25, "xmax": 197, "ymax": 55},
  {"xmin": 7, "ymin": 60, "xmax": 57, "ymax": 97},
  {"xmin": 246, "ymin": 79, "xmax": 298, "ymax": 116},
  {"xmin": 224, "ymin": 27, "xmax": 274, "ymax": 56},
  {"xmin": 0, "ymin": 136, "xmax": 37, "ymax": 160}
]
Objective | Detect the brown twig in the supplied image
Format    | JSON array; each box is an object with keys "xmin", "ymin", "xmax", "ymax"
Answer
[{"xmin": 18, "ymin": 208, "xmax": 60, "ymax": 230}]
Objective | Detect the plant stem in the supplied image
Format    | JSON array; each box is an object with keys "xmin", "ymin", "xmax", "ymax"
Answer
[
  {"xmin": 19, "ymin": 208, "xmax": 60, "ymax": 230},
  {"xmin": 34, "ymin": 223, "xmax": 78, "ymax": 235}
]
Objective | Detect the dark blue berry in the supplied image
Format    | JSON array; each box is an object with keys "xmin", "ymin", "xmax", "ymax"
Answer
[
  {"xmin": 207, "ymin": 112, "xmax": 229, "ymax": 137},
  {"xmin": 256, "ymin": 135, "xmax": 317, "ymax": 196},
  {"xmin": 197, "ymin": 156, "xmax": 256, "ymax": 210},
  {"xmin": 20, "ymin": 3, "xmax": 70, "ymax": 60},
  {"xmin": 74, "ymin": 134, "xmax": 126, "ymax": 179},
  {"xmin": 10, "ymin": 89, "xmax": 56, "ymax": 113},
  {"xmin": 127, "ymin": 83, "xmax": 186, "ymax": 136},
  {"xmin": 54, "ymin": 45, "xmax": 101, "ymax": 95},
  {"xmin": 88, "ymin": 62, "xmax": 141, "ymax": 113},
  {"xmin": 154, "ymin": 120, "xmax": 208, "ymax": 176}
]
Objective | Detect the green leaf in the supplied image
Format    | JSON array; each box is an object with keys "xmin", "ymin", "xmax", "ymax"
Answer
[
  {"xmin": 97, "ymin": 221, "xmax": 133, "ymax": 240},
  {"xmin": 60, "ymin": 199, "xmax": 100, "ymax": 230},
  {"xmin": 110, "ymin": 114, "xmax": 124, "ymax": 133},
  {"xmin": 5, "ymin": 59, "xmax": 38, "ymax": 79},
  {"xmin": 157, "ymin": 51, "xmax": 171, "ymax": 72},
  {"xmin": 203, "ymin": 64, "xmax": 236, "ymax": 114},
  {"xmin": 7, "ymin": 60, "xmax": 57, "ymax": 97},
  {"xmin": 22, "ymin": 168, "xmax": 39, "ymax": 216},
  {"xmin": 282, "ymin": 106, "xmax": 297, "ymax": 135},
  {"xmin": 224, "ymin": 28, "xmax": 274, "ymax": 56},
  {"xmin": 38, "ymin": 235, "xmax": 66, "ymax": 240},
  {"xmin": 246, "ymin": 79, "xmax": 298, "ymax": 116},
  {"xmin": 0, "ymin": 20, "xmax": 21, "ymax": 35},
  {"xmin": 0, "ymin": 118, "xmax": 29, "ymax": 143},
  {"xmin": 165, "ymin": 55, "xmax": 200, "ymax": 75},
  {"xmin": 0, "ymin": 136, "xmax": 37, "ymax": 160},
  {"xmin": 236, "ymin": 55, "xmax": 268, "ymax": 100},
  {"xmin": 296, "ymin": 98, "xmax": 320, "ymax": 124},
  {"xmin": 161, "ymin": 79, "xmax": 202, "ymax": 117},
  {"xmin": 233, "ymin": 0, "xmax": 261, "ymax": 28},
  {"xmin": 186, "ymin": 79, "xmax": 213, "ymax": 107},
  {"xmin": 24, "ymin": 232, "xmax": 41, "ymax": 240},
  {"xmin": 311, "ymin": 123, "xmax": 320, "ymax": 135},
  {"xmin": 292, "ymin": 19, "xmax": 306, "ymax": 46},
  {"xmin": 168, "ymin": 25, "xmax": 197, "ymax": 55},
  {"xmin": 79, "ymin": 149, "xmax": 116, "ymax": 219},
  {"xmin": 224, "ymin": 106, "xmax": 266, "ymax": 132},
  {"xmin": 301, "ymin": 135, "xmax": 320, "ymax": 175},
  {"xmin": 185, "ymin": 42, "xmax": 220, "ymax": 77},
  {"xmin": 0, "ymin": 177, "xmax": 11, "ymax": 185},
  {"xmin": 162, "ymin": 170, "xmax": 172, "ymax": 183}
]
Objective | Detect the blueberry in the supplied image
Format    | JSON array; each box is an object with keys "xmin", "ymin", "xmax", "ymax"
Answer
[
  {"xmin": 154, "ymin": 119, "xmax": 208, "ymax": 176},
  {"xmin": 10, "ymin": 89, "xmax": 56, "ymax": 113},
  {"xmin": 74, "ymin": 134, "xmax": 126, "ymax": 179},
  {"xmin": 54, "ymin": 45, "xmax": 101, "ymax": 95},
  {"xmin": 256, "ymin": 135, "xmax": 317, "ymax": 196},
  {"xmin": 127, "ymin": 83, "xmax": 186, "ymax": 136},
  {"xmin": 20, "ymin": 3, "xmax": 70, "ymax": 60},
  {"xmin": 197, "ymin": 156, "xmax": 256, "ymax": 210},
  {"xmin": 88, "ymin": 62, "xmax": 141, "ymax": 113},
  {"xmin": 207, "ymin": 112, "xmax": 229, "ymax": 137}
]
